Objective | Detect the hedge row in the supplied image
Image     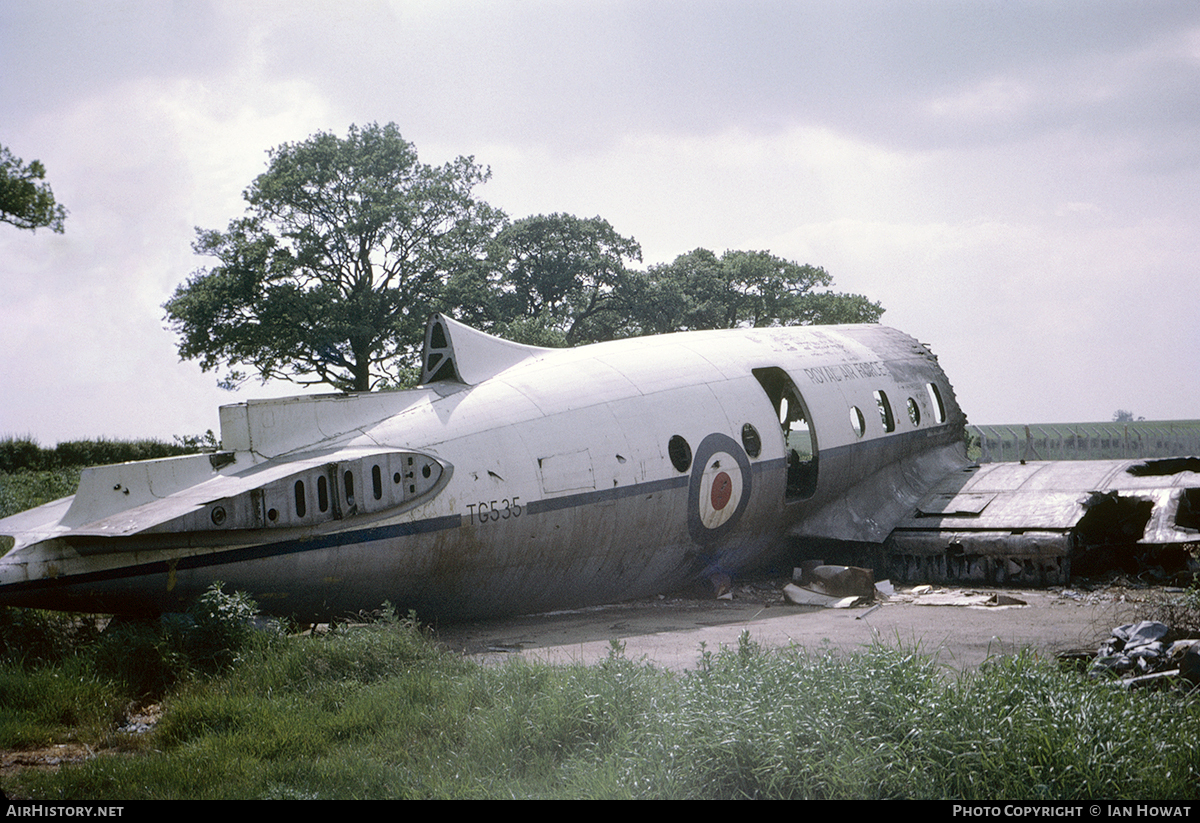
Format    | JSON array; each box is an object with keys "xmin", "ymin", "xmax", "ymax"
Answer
[{"xmin": 0, "ymin": 432, "xmax": 217, "ymax": 472}]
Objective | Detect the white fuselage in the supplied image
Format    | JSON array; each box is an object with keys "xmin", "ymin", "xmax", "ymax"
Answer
[{"xmin": 0, "ymin": 321, "xmax": 967, "ymax": 619}]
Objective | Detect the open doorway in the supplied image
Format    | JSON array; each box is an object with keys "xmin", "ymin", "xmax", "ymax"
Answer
[{"xmin": 752, "ymin": 367, "xmax": 818, "ymax": 501}]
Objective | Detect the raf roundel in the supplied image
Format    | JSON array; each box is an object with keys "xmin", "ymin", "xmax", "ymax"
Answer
[{"xmin": 687, "ymin": 433, "xmax": 753, "ymax": 545}]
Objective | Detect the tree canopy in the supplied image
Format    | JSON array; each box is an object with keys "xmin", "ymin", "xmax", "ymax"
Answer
[
  {"xmin": 0, "ymin": 144, "xmax": 67, "ymax": 233},
  {"xmin": 164, "ymin": 123, "xmax": 503, "ymax": 391},
  {"xmin": 623, "ymin": 248, "xmax": 883, "ymax": 335},
  {"xmin": 447, "ymin": 222, "xmax": 880, "ymax": 349},
  {"xmin": 447, "ymin": 213, "xmax": 643, "ymax": 347},
  {"xmin": 165, "ymin": 124, "xmax": 884, "ymax": 394}
]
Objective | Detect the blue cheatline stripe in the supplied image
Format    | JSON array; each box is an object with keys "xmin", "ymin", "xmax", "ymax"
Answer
[
  {"xmin": 0, "ymin": 513, "xmax": 464, "ymax": 595},
  {"xmin": 2, "ymin": 456, "xmax": 802, "ymax": 597},
  {"xmin": 525, "ymin": 474, "xmax": 688, "ymax": 514},
  {"xmin": 527, "ymin": 455, "xmax": 797, "ymax": 515}
]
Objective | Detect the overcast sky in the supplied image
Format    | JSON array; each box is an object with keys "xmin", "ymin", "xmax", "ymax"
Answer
[{"xmin": 1, "ymin": 0, "xmax": 1197, "ymax": 445}]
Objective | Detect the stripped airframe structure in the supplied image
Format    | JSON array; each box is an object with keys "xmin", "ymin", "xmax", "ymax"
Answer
[{"xmin": 1, "ymin": 316, "xmax": 1196, "ymax": 619}]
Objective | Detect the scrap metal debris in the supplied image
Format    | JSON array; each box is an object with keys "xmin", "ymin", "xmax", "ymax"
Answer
[
  {"xmin": 900, "ymin": 589, "xmax": 1028, "ymax": 608},
  {"xmin": 1083, "ymin": 619, "xmax": 1200, "ymax": 689},
  {"xmin": 783, "ymin": 584, "xmax": 865, "ymax": 608},
  {"xmin": 781, "ymin": 562, "xmax": 1032, "ymax": 610},
  {"xmin": 784, "ymin": 563, "xmax": 876, "ymax": 608},
  {"xmin": 886, "ymin": 458, "xmax": 1200, "ymax": 588}
]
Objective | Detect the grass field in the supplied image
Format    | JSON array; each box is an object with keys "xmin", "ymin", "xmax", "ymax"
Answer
[{"xmin": 2, "ymin": 609, "xmax": 1198, "ymax": 800}]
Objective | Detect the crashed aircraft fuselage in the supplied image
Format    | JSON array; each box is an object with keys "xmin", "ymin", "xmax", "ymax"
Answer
[{"xmin": 0, "ymin": 316, "xmax": 1195, "ymax": 620}]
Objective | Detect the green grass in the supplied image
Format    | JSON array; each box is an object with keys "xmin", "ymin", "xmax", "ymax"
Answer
[
  {"xmin": 0, "ymin": 657, "xmax": 126, "ymax": 750},
  {"xmin": 0, "ymin": 468, "xmax": 81, "ymax": 519},
  {"xmin": 4, "ymin": 619, "xmax": 1198, "ymax": 800}
]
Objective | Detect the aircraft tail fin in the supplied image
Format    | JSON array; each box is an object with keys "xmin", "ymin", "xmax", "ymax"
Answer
[{"xmin": 420, "ymin": 314, "xmax": 553, "ymax": 385}]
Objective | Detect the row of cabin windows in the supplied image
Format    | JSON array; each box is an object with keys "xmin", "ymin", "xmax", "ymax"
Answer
[
  {"xmin": 282, "ymin": 382, "xmax": 952, "ymax": 520},
  {"xmin": 291, "ymin": 475, "xmax": 333, "ymax": 520},
  {"xmin": 750, "ymin": 369, "xmax": 950, "ymax": 500},
  {"xmin": 209, "ymin": 454, "xmax": 441, "ymax": 530},
  {"xmin": 849, "ymin": 382, "xmax": 946, "ymax": 439}
]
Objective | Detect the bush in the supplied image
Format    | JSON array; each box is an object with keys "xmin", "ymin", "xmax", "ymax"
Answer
[
  {"xmin": 0, "ymin": 437, "xmax": 47, "ymax": 472},
  {"xmin": 0, "ymin": 607, "xmax": 101, "ymax": 667},
  {"xmin": 0, "ymin": 432, "xmax": 217, "ymax": 472},
  {"xmin": 184, "ymin": 583, "xmax": 260, "ymax": 671},
  {"xmin": 0, "ymin": 467, "xmax": 82, "ymax": 518},
  {"xmin": 91, "ymin": 583, "xmax": 266, "ymax": 698}
]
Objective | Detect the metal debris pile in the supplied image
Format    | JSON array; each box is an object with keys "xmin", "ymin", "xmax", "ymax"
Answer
[
  {"xmin": 783, "ymin": 563, "xmax": 877, "ymax": 608},
  {"xmin": 782, "ymin": 563, "xmax": 1031, "ymax": 610},
  {"xmin": 1085, "ymin": 620, "xmax": 1200, "ymax": 689}
]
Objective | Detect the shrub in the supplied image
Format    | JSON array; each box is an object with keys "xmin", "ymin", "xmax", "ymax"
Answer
[
  {"xmin": 0, "ymin": 607, "xmax": 101, "ymax": 667},
  {"xmin": 183, "ymin": 583, "xmax": 260, "ymax": 671},
  {"xmin": 0, "ymin": 437, "xmax": 48, "ymax": 472},
  {"xmin": 92, "ymin": 582, "xmax": 266, "ymax": 698},
  {"xmin": 0, "ymin": 432, "xmax": 217, "ymax": 472}
]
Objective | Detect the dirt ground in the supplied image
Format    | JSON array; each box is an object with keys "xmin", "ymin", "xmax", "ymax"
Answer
[{"xmin": 432, "ymin": 576, "xmax": 1161, "ymax": 672}]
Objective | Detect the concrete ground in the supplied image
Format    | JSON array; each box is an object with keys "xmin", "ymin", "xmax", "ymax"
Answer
[{"xmin": 433, "ymin": 578, "xmax": 1153, "ymax": 672}]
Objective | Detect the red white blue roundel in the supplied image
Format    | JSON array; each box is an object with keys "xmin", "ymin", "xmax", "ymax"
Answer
[{"xmin": 687, "ymin": 433, "xmax": 753, "ymax": 545}]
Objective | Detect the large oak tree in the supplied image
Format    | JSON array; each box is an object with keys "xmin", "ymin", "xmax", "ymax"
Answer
[
  {"xmin": 623, "ymin": 248, "xmax": 884, "ymax": 335},
  {"xmin": 164, "ymin": 123, "xmax": 503, "ymax": 392},
  {"xmin": 445, "ymin": 213, "xmax": 643, "ymax": 347}
]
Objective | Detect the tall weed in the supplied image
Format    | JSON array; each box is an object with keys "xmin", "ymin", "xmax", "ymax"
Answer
[{"xmin": 91, "ymin": 583, "xmax": 268, "ymax": 698}]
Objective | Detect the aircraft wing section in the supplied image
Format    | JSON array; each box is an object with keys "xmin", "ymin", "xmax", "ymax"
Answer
[
  {"xmin": 788, "ymin": 439, "xmax": 968, "ymax": 545},
  {"xmin": 886, "ymin": 457, "xmax": 1200, "ymax": 585}
]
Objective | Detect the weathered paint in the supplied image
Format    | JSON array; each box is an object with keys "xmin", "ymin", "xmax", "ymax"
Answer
[{"xmin": 1, "ymin": 315, "xmax": 1195, "ymax": 619}]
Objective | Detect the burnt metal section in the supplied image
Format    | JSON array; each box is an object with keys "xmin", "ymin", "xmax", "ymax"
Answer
[
  {"xmin": 889, "ymin": 530, "xmax": 1070, "ymax": 586},
  {"xmin": 1128, "ymin": 457, "xmax": 1200, "ymax": 477},
  {"xmin": 885, "ymin": 457, "xmax": 1200, "ymax": 585}
]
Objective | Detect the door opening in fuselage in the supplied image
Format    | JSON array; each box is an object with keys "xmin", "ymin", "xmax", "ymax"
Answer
[{"xmin": 752, "ymin": 367, "xmax": 818, "ymax": 501}]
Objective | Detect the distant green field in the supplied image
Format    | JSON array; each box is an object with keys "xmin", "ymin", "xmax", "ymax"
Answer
[{"xmin": 968, "ymin": 419, "xmax": 1200, "ymax": 463}]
